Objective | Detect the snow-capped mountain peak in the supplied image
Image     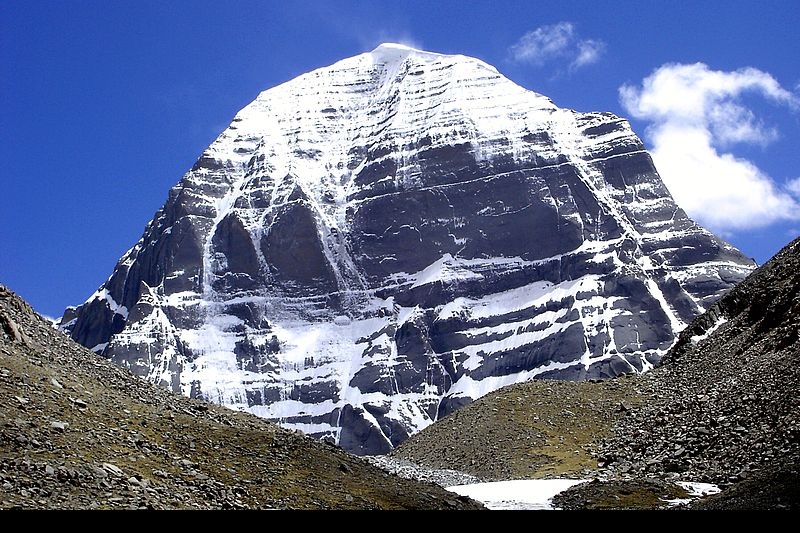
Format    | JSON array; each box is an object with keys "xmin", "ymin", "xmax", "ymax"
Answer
[
  {"xmin": 369, "ymin": 41, "xmax": 431, "ymax": 60},
  {"xmin": 61, "ymin": 46, "xmax": 755, "ymax": 455}
]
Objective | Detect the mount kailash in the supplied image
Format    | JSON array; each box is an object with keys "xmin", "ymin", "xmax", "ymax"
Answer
[{"xmin": 60, "ymin": 44, "xmax": 755, "ymax": 454}]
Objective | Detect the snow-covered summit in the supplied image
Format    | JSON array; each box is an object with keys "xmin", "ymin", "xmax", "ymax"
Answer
[
  {"xmin": 371, "ymin": 42, "xmax": 420, "ymax": 53},
  {"xmin": 368, "ymin": 42, "xmax": 435, "ymax": 61},
  {"xmin": 61, "ymin": 46, "xmax": 755, "ymax": 455}
]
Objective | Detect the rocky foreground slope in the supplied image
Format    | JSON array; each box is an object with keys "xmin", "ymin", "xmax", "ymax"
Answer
[
  {"xmin": 60, "ymin": 43, "xmax": 753, "ymax": 455},
  {"xmin": 394, "ymin": 236, "xmax": 800, "ymax": 509},
  {"xmin": 0, "ymin": 285, "xmax": 482, "ymax": 510}
]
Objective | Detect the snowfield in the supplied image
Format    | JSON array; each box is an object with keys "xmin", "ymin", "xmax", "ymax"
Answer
[{"xmin": 448, "ymin": 479, "xmax": 589, "ymax": 510}]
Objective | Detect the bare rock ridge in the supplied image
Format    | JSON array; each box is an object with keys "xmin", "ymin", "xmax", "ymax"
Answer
[
  {"xmin": 60, "ymin": 43, "xmax": 754, "ymax": 454},
  {"xmin": 0, "ymin": 284, "xmax": 482, "ymax": 509},
  {"xmin": 394, "ymin": 236, "xmax": 800, "ymax": 509},
  {"xmin": 598, "ymin": 235, "xmax": 800, "ymax": 507}
]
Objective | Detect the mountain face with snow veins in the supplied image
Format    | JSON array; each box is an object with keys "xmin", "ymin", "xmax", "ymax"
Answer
[{"xmin": 60, "ymin": 44, "xmax": 754, "ymax": 455}]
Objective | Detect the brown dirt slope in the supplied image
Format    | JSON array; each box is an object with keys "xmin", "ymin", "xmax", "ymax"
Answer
[
  {"xmin": 391, "ymin": 377, "xmax": 641, "ymax": 481},
  {"xmin": 0, "ymin": 285, "xmax": 483, "ymax": 510}
]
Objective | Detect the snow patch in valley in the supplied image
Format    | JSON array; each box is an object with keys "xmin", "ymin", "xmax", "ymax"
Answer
[
  {"xmin": 676, "ymin": 481, "xmax": 721, "ymax": 497},
  {"xmin": 448, "ymin": 479, "xmax": 721, "ymax": 510},
  {"xmin": 448, "ymin": 479, "xmax": 588, "ymax": 510}
]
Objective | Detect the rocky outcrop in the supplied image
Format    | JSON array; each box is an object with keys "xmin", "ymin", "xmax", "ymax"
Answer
[{"xmin": 60, "ymin": 43, "xmax": 754, "ymax": 454}]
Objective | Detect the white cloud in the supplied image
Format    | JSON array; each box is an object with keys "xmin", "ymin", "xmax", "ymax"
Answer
[
  {"xmin": 788, "ymin": 177, "xmax": 800, "ymax": 198},
  {"xmin": 354, "ymin": 28, "xmax": 423, "ymax": 54},
  {"xmin": 572, "ymin": 39, "xmax": 605, "ymax": 70},
  {"xmin": 620, "ymin": 63, "xmax": 800, "ymax": 233},
  {"xmin": 378, "ymin": 36, "xmax": 424, "ymax": 52},
  {"xmin": 509, "ymin": 22, "xmax": 604, "ymax": 70}
]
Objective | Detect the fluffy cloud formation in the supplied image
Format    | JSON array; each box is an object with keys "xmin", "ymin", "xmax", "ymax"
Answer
[
  {"xmin": 573, "ymin": 39, "xmax": 605, "ymax": 69},
  {"xmin": 620, "ymin": 63, "xmax": 800, "ymax": 233},
  {"xmin": 509, "ymin": 22, "xmax": 604, "ymax": 70}
]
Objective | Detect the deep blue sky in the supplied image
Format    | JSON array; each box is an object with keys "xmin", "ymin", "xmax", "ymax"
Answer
[{"xmin": 2, "ymin": 1, "xmax": 799, "ymax": 317}]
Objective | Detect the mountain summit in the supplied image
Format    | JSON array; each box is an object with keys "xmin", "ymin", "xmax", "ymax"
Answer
[{"xmin": 61, "ymin": 45, "xmax": 754, "ymax": 454}]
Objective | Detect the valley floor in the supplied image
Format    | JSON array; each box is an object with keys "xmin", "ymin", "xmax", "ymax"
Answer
[{"xmin": 364, "ymin": 455, "xmax": 721, "ymax": 510}]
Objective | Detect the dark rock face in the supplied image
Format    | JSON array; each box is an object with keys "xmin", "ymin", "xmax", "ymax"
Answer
[
  {"xmin": 60, "ymin": 44, "xmax": 755, "ymax": 454},
  {"xmin": 260, "ymin": 197, "xmax": 338, "ymax": 295},
  {"xmin": 212, "ymin": 212, "xmax": 260, "ymax": 292}
]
